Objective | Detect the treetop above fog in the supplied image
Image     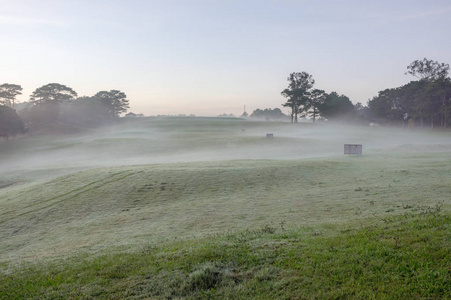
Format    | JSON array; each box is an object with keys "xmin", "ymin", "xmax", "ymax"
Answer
[
  {"xmin": 30, "ymin": 83, "xmax": 78, "ymax": 105},
  {"xmin": 0, "ymin": 83, "xmax": 23, "ymax": 108},
  {"xmin": 406, "ymin": 58, "xmax": 450, "ymax": 81}
]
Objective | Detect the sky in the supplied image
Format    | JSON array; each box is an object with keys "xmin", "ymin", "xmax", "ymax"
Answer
[{"xmin": 1, "ymin": 0, "xmax": 451, "ymax": 116}]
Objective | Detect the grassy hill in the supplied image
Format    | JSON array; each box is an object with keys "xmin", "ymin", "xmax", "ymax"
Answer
[{"xmin": 0, "ymin": 117, "xmax": 450, "ymax": 298}]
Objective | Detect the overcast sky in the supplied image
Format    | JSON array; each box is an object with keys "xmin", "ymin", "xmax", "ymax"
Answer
[{"xmin": 1, "ymin": 0, "xmax": 450, "ymax": 116}]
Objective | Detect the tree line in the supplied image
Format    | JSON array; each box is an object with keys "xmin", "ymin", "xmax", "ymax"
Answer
[
  {"xmin": 282, "ymin": 58, "xmax": 451, "ymax": 127},
  {"xmin": 281, "ymin": 72, "xmax": 356, "ymax": 123},
  {"xmin": 0, "ymin": 83, "xmax": 129, "ymax": 139},
  {"xmin": 368, "ymin": 58, "xmax": 450, "ymax": 128}
]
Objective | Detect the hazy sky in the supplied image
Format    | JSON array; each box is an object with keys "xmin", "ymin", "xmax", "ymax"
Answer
[{"xmin": 1, "ymin": 0, "xmax": 451, "ymax": 116}]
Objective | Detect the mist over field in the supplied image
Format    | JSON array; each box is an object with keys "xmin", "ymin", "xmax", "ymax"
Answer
[
  {"xmin": 1, "ymin": 117, "xmax": 447, "ymax": 186},
  {"xmin": 2, "ymin": 1, "xmax": 451, "ymax": 296},
  {"xmin": 1, "ymin": 117, "xmax": 450, "ymax": 263}
]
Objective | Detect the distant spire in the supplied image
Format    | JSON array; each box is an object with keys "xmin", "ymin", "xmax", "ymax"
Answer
[{"xmin": 242, "ymin": 105, "xmax": 248, "ymax": 117}]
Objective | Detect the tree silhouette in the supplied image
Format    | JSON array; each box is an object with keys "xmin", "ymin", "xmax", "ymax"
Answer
[
  {"xmin": 406, "ymin": 58, "xmax": 449, "ymax": 81},
  {"xmin": 93, "ymin": 90, "xmax": 129, "ymax": 118},
  {"xmin": 0, "ymin": 83, "xmax": 22, "ymax": 108},
  {"xmin": 30, "ymin": 83, "xmax": 77, "ymax": 105},
  {"xmin": 306, "ymin": 89, "xmax": 326, "ymax": 123},
  {"xmin": 281, "ymin": 72, "xmax": 315, "ymax": 123}
]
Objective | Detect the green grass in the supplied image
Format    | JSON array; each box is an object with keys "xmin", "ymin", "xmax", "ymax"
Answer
[
  {"xmin": 1, "ymin": 151, "xmax": 450, "ymax": 263},
  {"xmin": 1, "ymin": 118, "xmax": 450, "ymax": 298},
  {"xmin": 1, "ymin": 209, "xmax": 449, "ymax": 299}
]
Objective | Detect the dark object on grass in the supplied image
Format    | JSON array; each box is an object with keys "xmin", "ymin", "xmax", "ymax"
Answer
[{"xmin": 344, "ymin": 144, "xmax": 362, "ymax": 155}]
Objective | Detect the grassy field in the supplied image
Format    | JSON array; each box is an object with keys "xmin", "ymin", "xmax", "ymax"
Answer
[{"xmin": 0, "ymin": 117, "xmax": 450, "ymax": 298}]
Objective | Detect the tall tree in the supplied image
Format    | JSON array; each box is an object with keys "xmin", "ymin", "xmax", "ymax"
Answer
[
  {"xmin": 425, "ymin": 78, "xmax": 451, "ymax": 128},
  {"xmin": 30, "ymin": 83, "xmax": 77, "ymax": 105},
  {"xmin": 406, "ymin": 58, "xmax": 450, "ymax": 127},
  {"xmin": 281, "ymin": 72, "xmax": 315, "ymax": 123},
  {"xmin": 306, "ymin": 89, "xmax": 326, "ymax": 123},
  {"xmin": 27, "ymin": 83, "xmax": 77, "ymax": 129},
  {"xmin": 93, "ymin": 90, "xmax": 129, "ymax": 117},
  {"xmin": 408, "ymin": 80, "xmax": 434, "ymax": 127},
  {"xmin": 0, "ymin": 84, "xmax": 22, "ymax": 108}
]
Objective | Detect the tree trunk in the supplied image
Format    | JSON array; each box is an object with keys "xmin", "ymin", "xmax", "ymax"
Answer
[
  {"xmin": 294, "ymin": 105, "xmax": 298, "ymax": 123},
  {"xmin": 441, "ymin": 95, "xmax": 447, "ymax": 128}
]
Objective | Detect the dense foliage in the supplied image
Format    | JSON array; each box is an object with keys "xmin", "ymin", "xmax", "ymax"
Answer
[
  {"xmin": 281, "ymin": 58, "xmax": 450, "ymax": 127},
  {"xmin": 29, "ymin": 83, "xmax": 78, "ymax": 105},
  {"xmin": 0, "ymin": 83, "xmax": 131, "ymax": 135},
  {"xmin": 0, "ymin": 105, "xmax": 26, "ymax": 139},
  {"xmin": 368, "ymin": 58, "xmax": 450, "ymax": 127},
  {"xmin": 319, "ymin": 91, "xmax": 354, "ymax": 120},
  {"xmin": 250, "ymin": 108, "xmax": 287, "ymax": 120},
  {"xmin": 281, "ymin": 73, "xmax": 358, "ymax": 123},
  {"xmin": 281, "ymin": 71, "xmax": 315, "ymax": 123}
]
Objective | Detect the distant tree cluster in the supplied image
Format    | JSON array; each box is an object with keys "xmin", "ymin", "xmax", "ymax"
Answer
[
  {"xmin": 282, "ymin": 58, "xmax": 451, "ymax": 128},
  {"xmin": 217, "ymin": 113, "xmax": 236, "ymax": 118},
  {"xmin": 368, "ymin": 58, "xmax": 451, "ymax": 128},
  {"xmin": 0, "ymin": 82, "xmax": 130, "ymax": 139},
  {"xmin": 250, "ymin": 108, "xmax": 287, "ymax": 121},
  {"xmin": 281, "ymin": 72, "xmax": 355, "ymax": 123}
]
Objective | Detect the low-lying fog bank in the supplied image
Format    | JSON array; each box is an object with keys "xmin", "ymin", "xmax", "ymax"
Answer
[{"xmin": 1, "ymin": 117, "xmax": 449, "ymax": 188}]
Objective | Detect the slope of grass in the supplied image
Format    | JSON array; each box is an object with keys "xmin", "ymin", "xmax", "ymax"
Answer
[
  {"xmin": 1, "ymin": 209, "xmax": 449, "ymax": 299},
  {"xmin": 1, "ymin": 147, "xmax": 450, "ymax": 263},
  {"xmin": 1, "ymin": 118, "xmax": 450, "ymax": 298},
  {"xmin": 2, "ymin": 140, "xmax": 451, "ymax": 261}
]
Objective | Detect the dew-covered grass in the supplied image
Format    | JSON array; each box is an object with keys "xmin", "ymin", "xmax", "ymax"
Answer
[
  {"xmin": 1, "ymin": 210, "xmax": 449, "ymax": 299},
  {"xmin": 0, "ymin": 117, "xmax": 450, "ymax": 298}
]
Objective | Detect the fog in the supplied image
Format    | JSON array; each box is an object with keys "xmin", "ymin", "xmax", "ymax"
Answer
[
  {"xmin": 0, "ymin": 117, "xmax": 449, "ymax": 189},
  {"xmin": 1, "ymin": 117, "xmax": 451, "ymax": 263}
]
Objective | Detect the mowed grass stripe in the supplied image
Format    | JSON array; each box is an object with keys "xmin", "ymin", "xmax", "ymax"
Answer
[
  {"xmin": 0, "ymin": 170, "xmax": 139, "ymax": 224},
  {"xmin": 1, "ymin": 154, "xmax": 450, "ymax": 262}
]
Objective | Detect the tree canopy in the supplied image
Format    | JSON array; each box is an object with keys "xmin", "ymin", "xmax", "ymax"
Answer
[
  {"xmin": 30, "ymin": 83, "xmax": 78, "ymax": 105},
  {"xmin": 406, "ymin": 58, "xmax": 449, "ymax": 81},
  {"xmin": 319, "ymin": 92, "xmax": 354, "ymax": 120},
  {"xmin": 250, "ymin": 108, "xmax": 287, "ymax": 120},
  {"xmin": 281, "ymin": 72, "xmax": 315, "ymax": 123},
  {"xmin": 93, "ymin": 90, "xmax": 130, "ymax": 118},
  {"xmin": 306, "ymin": 89, "xmax": 327, "ymax": 123},
  {"xmin": 0, "ymin": 81, "xmax": 133, "ymax": 136},
  {"xmin": 0, "ymin": 84, "xmax": 22, "ymax": 108},
  {"xmin": 368, "ymin": 58, "xmax": 451, "ymax": 128}
]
